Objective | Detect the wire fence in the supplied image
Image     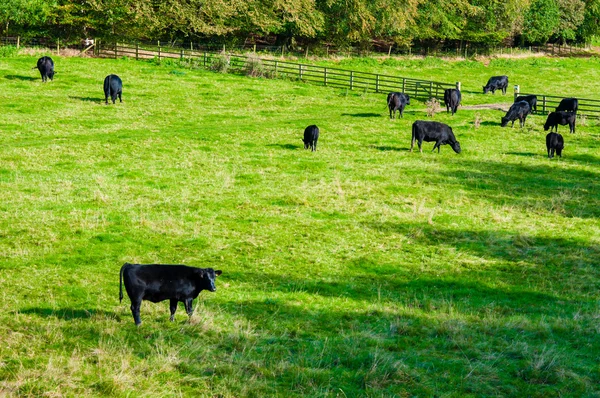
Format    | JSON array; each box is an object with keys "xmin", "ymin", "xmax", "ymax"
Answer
[{"xmin": 96, "ymin": 41, "xmax": 459, "ymax": 102}]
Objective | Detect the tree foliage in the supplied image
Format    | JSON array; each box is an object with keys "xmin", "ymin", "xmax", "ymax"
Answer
[{"xmin": 2, "ymin": 0, "xmax": 599, "ymax": 46}]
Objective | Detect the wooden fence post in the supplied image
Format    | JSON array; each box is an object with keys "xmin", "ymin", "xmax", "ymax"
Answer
[
  {"xmin": 275, "ymin": 60, "xmax": 278, "ymax": 75},
  {"xmin": 203, "ymin": 52, "xmax": 207, "ymax": 66},
  {"xmin": 136, "ymin": 43, "xmax": 139, "ymax": 60},
  {"xmin": 402, "ymin": 78, "xmax": 406, "ymax": 93},
  {"xmin": 180, "ymin": 48, "xmax": 184, "ymax": 60},
  {"xmin": 114, "ymin": 42, "xmax": 117, "ymax": 59},
  {"xmin": 542, "ymin": 96, "xmax": 547, "ymax": 114},
  {"xmin": 305, "ymin": 46, "xmax": 309, "ymax": 58},
  {"xmin": 513, "ymin": 85, "xmax": 520, "ymax": 101},
  {"xmin": 158, "ymin": 45, "xmax": 161, "ymax": 60},
  {"xmin": 299, "ymin": 64, "xmax": 303, "ymax": 79},
  {"xmin": 350, "ymin": 71, "xmax": 354, "ymax": 90},
  {"xmin": 16, "ymin": 36, "xmax": 20, "ymax": 49},
  {"xmin": 324, "ymin": 67, "xmax": 327, "ymax": 86},
  {"xmin": 57, "ymin": 38, "xmax": 60, "ymax": 55},
  {"xmin": 429, "ymin": 81, "xmax": 433, "ymax": 99},
  {"xmin": 456, "ymin": 82, "xmax": 461, "ymax": 91},
  {"xmin": 376, "ymin": 74, "xmax": 379, "ymax": 92}
]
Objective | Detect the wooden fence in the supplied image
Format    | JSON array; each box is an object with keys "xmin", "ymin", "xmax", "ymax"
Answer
[
  {"xmin": 515, "ymin": 92, "xmax": 600, "ymax": 119},
  {"xmin": 97, "ymin": 42, "xmax": 458, "ymax": 101}
]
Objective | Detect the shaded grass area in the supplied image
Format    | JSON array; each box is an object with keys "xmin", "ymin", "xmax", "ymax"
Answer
[{"xmin": 0, "ymin": 55, "xmax": 599, "ymax": 397}]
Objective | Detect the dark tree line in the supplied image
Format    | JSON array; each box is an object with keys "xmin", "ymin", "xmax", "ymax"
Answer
[{"xmin": 2, "ymin": 0, "xmax": 600, "ymax": 48}]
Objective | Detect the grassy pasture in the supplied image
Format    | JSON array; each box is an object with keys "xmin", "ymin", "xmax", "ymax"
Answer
[{"xmin": 0, "ymin": 54, "xmax": 599, "ymax": 397}]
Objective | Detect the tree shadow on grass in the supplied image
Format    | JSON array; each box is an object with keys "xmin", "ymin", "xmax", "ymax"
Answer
[
  {"xmin": 341, "ymin": 112, "xmax": 382, "ymax": 118},
  {"xmin": 5, "ymin": 75, "xmax": 37, "ymax": 81},
  {"xmin": 18, "ymin": 307, "xmax": 118, "ymax": 320},
  {"xmin": 266, "ymin": 143, "xmax": 303, "ymax": 150},
  {"xmin": 505, "ymin": 151, "xmax": 538, "ymax": 157},
  {"xmin": 567, "ymin": 153, "xmax": 600, "ymax": 165},
  {"xmin": 441, "ymin": 158, "xmax": 600, "ymax": 218},
  {"xmin": 369, "ymin": 145, "xmax": 408, "ymax": 152},
  {"xmin": 69, "ymin": 96, "xmax": 103, "ymax": 104}
]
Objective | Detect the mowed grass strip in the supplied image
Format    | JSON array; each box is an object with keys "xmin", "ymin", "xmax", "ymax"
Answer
[{"xmin": 0, "ymin": 54, "xmax": 599, "ymax": 397}]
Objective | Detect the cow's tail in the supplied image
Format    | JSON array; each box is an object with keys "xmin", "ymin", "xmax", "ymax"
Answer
[{"xmin": 119, "ymin": 263, "xmax": 128, "ymax": 303}]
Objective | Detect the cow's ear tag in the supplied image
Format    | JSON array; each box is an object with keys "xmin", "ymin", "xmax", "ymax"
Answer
[{"xmin": 215, "ymin": 270, "xmax": 222, "ymax": 276}]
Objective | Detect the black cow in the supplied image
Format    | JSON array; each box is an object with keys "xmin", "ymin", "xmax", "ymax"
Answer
[
  {"xmin": 544, "ymin": 111, "xmax": 576, "ymax": 134},
  {"xmin": 555, "ymin": 98, "xmax": 578, "ymax": 114},
  {"xmin": 515, "ymin": 95, "xmax": 537, "ymax": 113},
  {"xmin": 410, "ymin": 120, "xmax": 461, "ymax": 154},
  {"xmin": 303, "ymin": 125, "xmax": 319, "ymax": 151},
  {"xmin": 119, "ymin": 263, "xmax": 222, "ymax": 325},
  {"xmin": 444, "ymin": 88, "xmax": 461, "ymax": 115},
  {"xmin": 33, "ymin": 56, "xmax": 54, "ymax": 82},
  {"xmin": 501, "ymin": 101, "xmax": 531, "ymax": 128},
  {"xmin": 387, "ymin": 92, "xmax": 410, "ymax": 119},
  {"xmin": 546, "ymin": 132, "xmax": 564, "ymax": 158},
  {"xmin": 104, "ymin": 74, "xmax": 123, "ymax": 104},
  {"xmin": 483, "ymin": 75, "xmax": 508, "ymax": 95}
]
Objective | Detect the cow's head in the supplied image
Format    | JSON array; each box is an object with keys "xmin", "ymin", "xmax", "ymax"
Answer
[
  {"xmin": 405, "ymin": 95, "xmax": 410, "ymax": 105},
  {"xmin": 501, "ymin": 117, "xmax": 509, "ymax": 127},
  {"xmin": 543, "ymin": 122, "xmax": 550, "ymax": 131},
  {"xmin": 199, "ymin": 268, "xmax": 222, "ymax": 292},
  {"xmin": 451, "ymin": 141, "xmax": 461, "ymax": 154},
  {"xmin": 483, "ymin": 86, "xmax": 489, "ymax": 94}
]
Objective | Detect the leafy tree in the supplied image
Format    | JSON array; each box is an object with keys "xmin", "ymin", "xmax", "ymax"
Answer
[
  {"xmin": 554, "ymin": 0, "xmax": 585, "ymax": 42},
  {"xmin": 522, "ymin": 0, "xmax": 560, "ymax": 44},
  {"xmin": 0, "ymin": 0, "xmax": 55, "ymax": 35}
]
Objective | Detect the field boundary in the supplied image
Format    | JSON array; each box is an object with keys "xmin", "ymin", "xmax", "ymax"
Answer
[
  {"xmin": 95, "ymin": 41, "xmax": 459, "ymax": 102},
  {"xmin": 514, "ymin": 92, "xmax": 600, "ymax": 119}
]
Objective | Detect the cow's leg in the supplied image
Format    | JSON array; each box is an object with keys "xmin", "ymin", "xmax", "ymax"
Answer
[
  {"xmin": 432, "ymin": 142, "xmax": 439, "ymax": 153},
  {"xmin": 105, "ymin": 96, "xmax": 109, "ymax": 105},
  {"xmin": 118, "ymin": 92, "xmax": 122, "ymax": 103},
  {"xmin": 313, "ymin": 140, "xmax": 317, "ymax": 151},
  {"xmin": 184, "ymin": 298, "xmax": 194, "ymax": 318},
  {"xmin": 130, "ymin": 299, "xmax": 142, "ymax": 326},
  {"xmin": 400, "ymin": 107, "xmax": 404, "ymax": 118},
  {"xmin": 169, "ymin": 299, "xmax": 178, "ymax": 321},
  {"xmin": 410, "ymin": 137, "xmax": 414, "ymax": 152},
  {"xmin": 548, "ymin": 148, "xmax": 551, "ymax": 158},
  {"xmin": 418, "ymin": 140, "xmax": 423, "ymax": 153}
]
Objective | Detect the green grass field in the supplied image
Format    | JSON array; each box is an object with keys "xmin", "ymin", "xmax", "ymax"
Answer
[{"xmin": 0, "ymin": 53, "xmax": 599, "ymax": 397}]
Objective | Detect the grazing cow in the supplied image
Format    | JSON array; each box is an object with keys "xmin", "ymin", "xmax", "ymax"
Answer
[
  {"xmin": 303, "ymin": 125, "xmax": 319, "ymax": 151},
  {"xmin": 483, "ymin": 75, "xmax": 508, "ymax": 94},
  {"xmin": 410, "ymin": 120, "xmax": 461, "ymax": 154},
  {"xmin": 33, "ymin": 56, "xmax": 54, "ymax": 82},
  {"xmin": 501, "ymin": 101, "xmax": 531, "ymax": 128},
  {"xmin": 555, "ymin": 98, "xmax": 578, "ymax": 114},
  {"xmin": 544, "ymin": 111, "xmax": 576, "ymax": 134},
  {"xmin": 104, "ymin": 74, "xmax": 123, "ymax": 104},
  {"xmin": 119, "ymin": 262, "xmax": 222, "ymax": 325},
  {"xmin": 515, "ymin": 95, "xmax": 537, "ymax": 113},
  {"xmin": 444, "ymin": 88, "xmax": 461, "ymax": 115},
  {"xmin": 546, "ymin": 132, "xmax": 564, "ymax": 158},
  {"xmin": 387, "ymin": 92, "xmax": 410, "ymax": 119}
]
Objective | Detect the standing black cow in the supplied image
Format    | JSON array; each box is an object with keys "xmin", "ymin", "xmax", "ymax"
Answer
[
  {"xmin": 120, "ymin": 263, "xmax": 222, "ymax": 325},
  {"xmin": 546, "ymin": 132, "xmax": 564, "ymax": 158},
  {"xmin": 410, "ymin": 120, "xmax": 461, "ymax": 154},
  {"xmin": 501, "ymin": 101, "xmax": 531, "ymax": 128},
  {"xmin": 303, "ymin": 125, "xmax": 319, "ymax": 151},
  {"xmin": 555, "ymin": 98, "xmax": 578, "ymax": 114},
  {"xmin": 33, "ymin": 56, "xmax": 54, "ymax": 82},
  {"xmin": 483, "ymin": 75, "xmax": 508, "ymax": 94},
  {"xmin": 544, "ymin": 111, "xmax": 576, "ymax": 134},
  {"xmin": 387, "ymin": 92, "xmax": 410, "ymax": 119},
  {"xmin": 104, "ymin": 74, "xmax": 123, "ymax": 104},
  {"xmin": 444, "ymin": 88, "xmax": 461, "ymax": 115},
  {"xmin": 515, "ymin": 95, "xmax": 537, "ymax": 113}
]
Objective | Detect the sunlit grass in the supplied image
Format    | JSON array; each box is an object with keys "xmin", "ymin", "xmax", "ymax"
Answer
[{"xmin": 0, "ymin": 54, "xmax": 599, "ymax": 396}]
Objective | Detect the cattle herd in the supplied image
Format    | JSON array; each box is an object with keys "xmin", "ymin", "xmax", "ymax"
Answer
[{"xmin": 31, "ymin": 56, "xmax": 584, "ymax": 324}]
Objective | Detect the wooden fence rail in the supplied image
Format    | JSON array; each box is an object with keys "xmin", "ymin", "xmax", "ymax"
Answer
[
  {"xmin": 97, "ymin": 42, "xmax": 458, "ymax": 101},
  {"xmin": 515, "ymin": 92, "xmax": 600, "ymax": 119}
]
